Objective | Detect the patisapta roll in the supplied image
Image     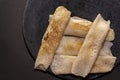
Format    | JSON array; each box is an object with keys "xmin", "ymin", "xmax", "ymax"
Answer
[
  {"xmin": 35, "ymin": 6, "xmax": 71, "ymax": 71},
  {"xmin": 64, "ymin": 16, "xmax": 114, "ymax": 41},
  {"xmin": 51, "ymin": 41, "xmax": 116, "ymax": 74},
  {"xmin": 56, "ymin": 36, "xmax": 113, "ymax": 56},
  {"xmin": 71, "ymin": 14, "xmax": 110, "ymax": 77},
  {"xmin": 56, "ymin": 36, "xmax": 84, "ymax": 56},
  {"xmin": 51, "ymin": 55, "xmax": 116, "ymax": 74}
]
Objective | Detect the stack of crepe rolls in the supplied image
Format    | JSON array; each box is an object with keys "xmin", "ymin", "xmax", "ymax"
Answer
[{"xmin": 35, "ymin": 6, "xmax": 116, "ymax": 77}]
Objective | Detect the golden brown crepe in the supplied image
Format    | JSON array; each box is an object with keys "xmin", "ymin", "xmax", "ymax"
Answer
[
  {"xmin": 56, "ymin": 36, "xmax": 114, "ymax": 56},
  {"xmin": 35, "ymin": 6, "xmax": 116, "ymax": 78},
  {"xmin": 56, "ymin": 36, "xmax": 84, "ymax": 56},
  {"xmin": 51, "ymin": 55, "xmax": 75, "ymax": 74},
  {"xmin": 71, "ymin": 14, "xmax": 110, "ymax": 77},
  {"xmin": 91, "ymin": 55, "xmax": 116, "ymax": 73},
  {"xmin": 51, "ymin": 54, "xmax": 116, "ymax": 74},
  {"xmin": 64, "ymin": 16, "xmax": 91, "ymax": 37},
  {"xmin": 64, "ymin": 16, "xmax": 114, "ymax": 41},
  {"xmin": 51, "ymin": 38, "xmax": 116, "ymax": 74},
  {"xmin": 34, "ymin": 6, "xmax": 71, "ymax": 71}
]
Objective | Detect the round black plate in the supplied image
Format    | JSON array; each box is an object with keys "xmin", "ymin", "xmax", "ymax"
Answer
[{"xmin": 23, "ymin": 0, "xmax": 120, "ymax": 80}]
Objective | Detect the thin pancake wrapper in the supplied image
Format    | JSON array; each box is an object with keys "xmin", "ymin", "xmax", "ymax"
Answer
[
  {"xmin": 51, "ymin": 38, "xmax": 116, "ymax": 74},
  {"xmin": 64, "ymin": 16, "xmax": 114, "ymax": 41},
  {"xmin": 51, "ymin": 55, "xmax": 116, "ymax": 74},
  {"xmin": 71, "ymin": 14, "xmax": 110, "ymax": 77},
  {"xmin": 56, "ymin": 36, "xmax": 84, "ymax": 56},
  {"xmin": 35, "ymin": 6, "xmax": 71, "ymax": 71}
]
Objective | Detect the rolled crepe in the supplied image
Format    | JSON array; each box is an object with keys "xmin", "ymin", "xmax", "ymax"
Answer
[
  {"xmin": 52, "ymin": 40, "xmax": 116, "ymax": 74},
  {"xmin": 51, "ymin": 55, "xmax": 75, "ymax": 74},
  {"xmin": 56, "ymin": 36, "xmax": 113, "ymax": 56},
  {"xmin": 34, "ymin": 6, "xmax": 71, "ymax": 71},
  {"xmin": 71, "ymin": 14, "xmax": 110, "ymax": 77},
  {"xmin": 64, "ymin": 16, "xmax": 91, "ymax": 37},
  {"xmin": 56, "ymin": 36, "xmax": 84, "ymax": 56},
  {"xmin": 91, "ymin": 55, "xmax": 116, "ymax": 73},
  {"xmin": 99, "ymin": 41, "xmax": 113, "ymax": 56},
  {"xmin": 64, "ymin": 16, "xmax": 114, "ymax": 41},
  {"xmin": 90, "ymin": 41, "xmax": 116, "ymax": 73},
  {"xmin": 105, "ymin": 29, "xmax": 115, "ymax": 41},
  {"xmin": 51, "ymin": 55, "xmax": 116, "ymax": 74}
]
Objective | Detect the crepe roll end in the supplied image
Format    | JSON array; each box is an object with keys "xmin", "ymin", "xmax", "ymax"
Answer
[{"xmin": 35, "ymin": 64, "xmax": 46, "ymax": 71}]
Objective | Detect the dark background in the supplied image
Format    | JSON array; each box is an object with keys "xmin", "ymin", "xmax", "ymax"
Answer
[{"xmin": 0, "ymin": 0, "xmax": 120, "ymax": 80}]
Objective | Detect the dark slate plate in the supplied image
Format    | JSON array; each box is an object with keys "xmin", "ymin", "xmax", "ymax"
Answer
[{"xmin": 23, "ymin": 0, "xmax": 120, "ymax": 80}]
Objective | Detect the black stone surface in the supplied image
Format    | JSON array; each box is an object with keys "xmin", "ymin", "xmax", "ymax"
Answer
[
  {"xmin": 1, "ymin": 0, "xmax": 120, "ymax": 80},
  {"xmin": 23, "ymin": 0, "xmax": 120, "ymax": 80}
]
